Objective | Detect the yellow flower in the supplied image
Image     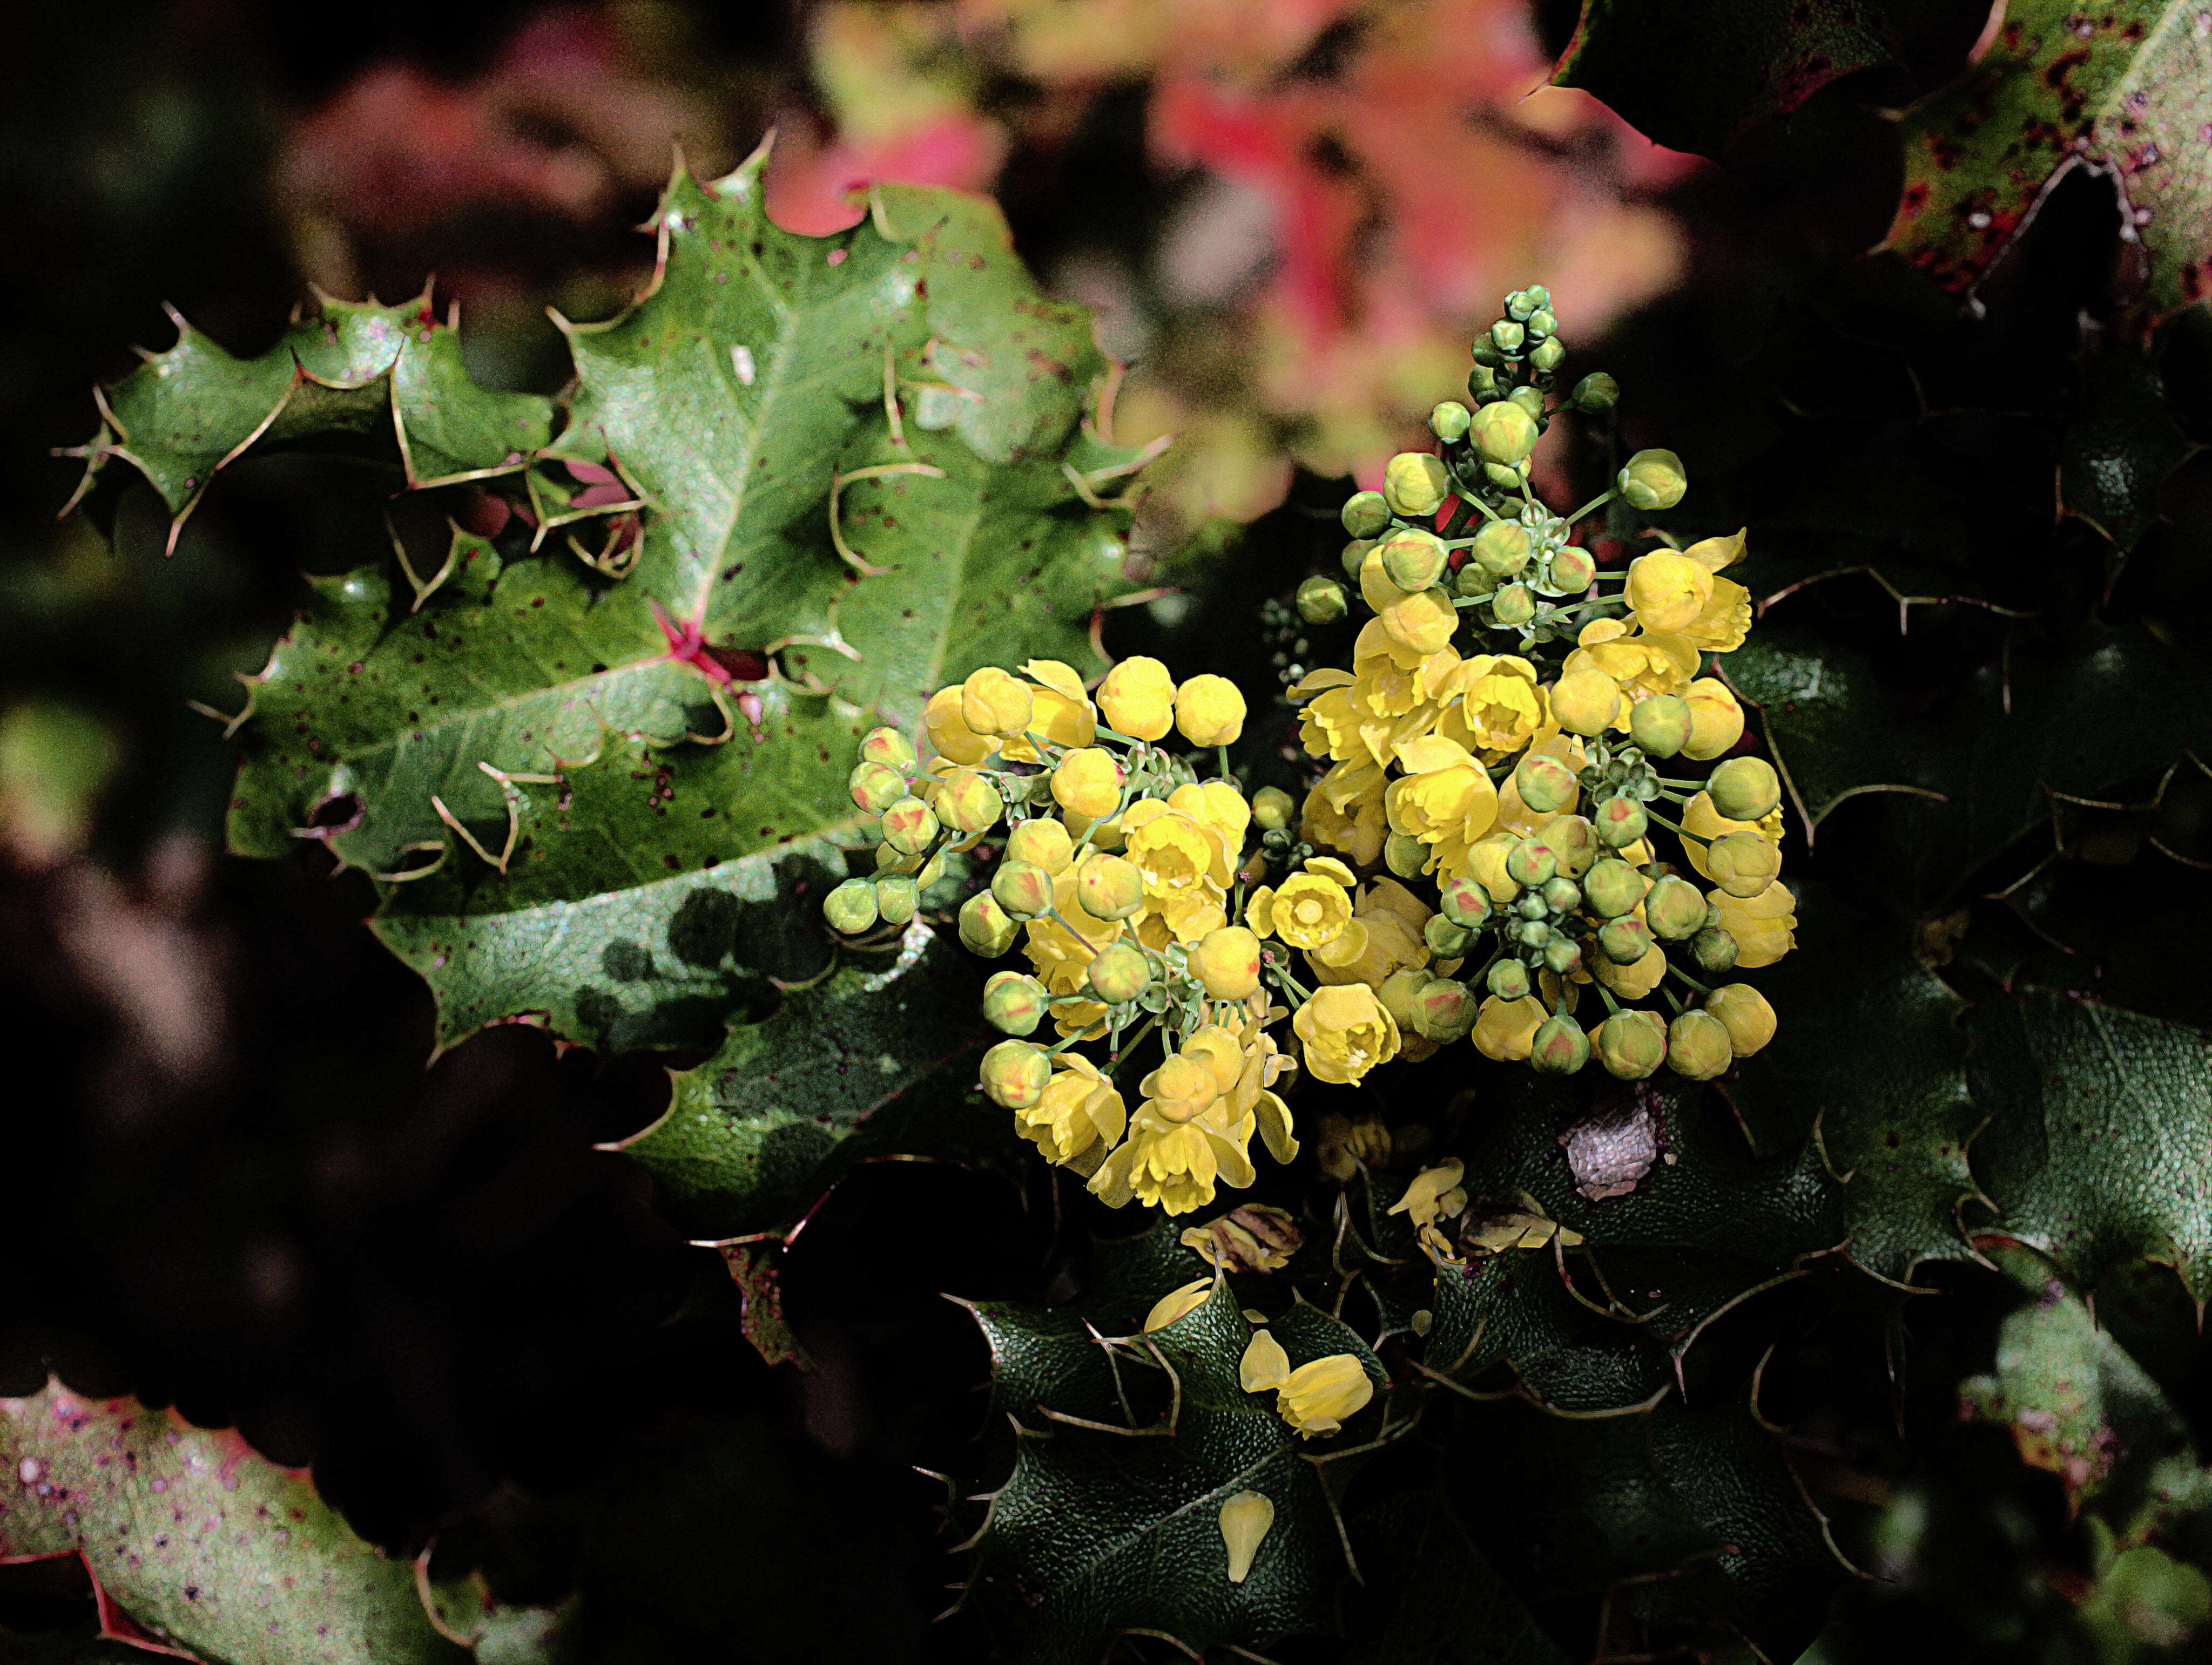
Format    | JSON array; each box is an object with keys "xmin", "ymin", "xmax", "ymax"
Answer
[
  {"xmin": 1001, "ymin": 659, "xmax": 1098, "ymax": 762},
  {"xmin": 1239, "ymin": 1329, "xmax": 1291, "ymax": 1392},
  {"xmin": 1268, "ymin": 871, "xmax": 1354, "ymax": 950},
  {"xmin": 1352, "ymin": 619, "xmax": 1459, "ymax": 716},
  {"xmin": 925, "ymin": 683, "xmax": 992, "ymax": 766},
  {"xmin": 1122, "ymin": 800, "xmax": 1232, "ymax": 942},
  {"xmin": 1664, "ymin": 574, "xmax": 1751, "ymax": 654},
  {"xmin": 1311, "ymin": 878, "xmax": 1432, "ymax": 987},
  {"xmin": 1549, "ymin": 667, "xmax": 1621, "ymax": 737},
  {"xmin": 1169, "ymin": 781, "xmax": 1251, "ymax": 859},
  {"xmin": 1191, "ymin": 926, "xmax": 1263, "ymax": 999},
  {"xmin": 1143, "ymin": 1278, "xmax": 1212, "ymax": 1333},
  {"xmin": 1463, "ymin": 832, "xmax": 1521, "ymax": 902},
  {"xmin": 1291, "ymin": 984, "xmax": 1400, "ymax": 1085},
  {"xmin": 1594, "ymin": 942, "xmax": 1667, "ymax": 1000},
  {"xmin": 1301, "ymin": 781, "xmax": 1388, "ymax": 868},
  {"xmin": 1385, "ymin": 735, "xmax": 1499, "ymax": 852},
  {"xmin": 1277, "ymin": 1353, "xmax": 1374, "ymax": 1438},
  {"xmin": 1683, "ymin": 528, "xmax": 1748, "ymax": 573},
  {"xmin": 1182, "ymin": 1025, "xmax": 1247, "ymax": 1098},
  {"xmin": 961, "ymin": 666, "xmax": 1036, "ymax": 737},
  {"xmin": 1175, "ymin": 675, "xmax": 1247, "ymax": 747},
  {"xmin": 1052, "ymin": 747, "xmax": 1122, "ymax": 818},
  {"xmin": 1707, "ymin": 882, "xmax": 1797, "ymax": 968},
  {"xmin": 1707, "ymin": 983, "xmax": 1778, "ymax": 1054},
  {"xmin": 1682, "ymin": 790, "xmax": 1783, "ymax": 894},
  {"xmin": 1221, "ymin": 1026, "xmax": 1298, "ymax": 1163},
  {"xmin": 1100, "ymin": 655, "xmax": 1175, "ymax": 741},
  {"xmin": 1297, "ymin": 684, "xmax": 1360, "ymax": 763},
  {"xmin": 1387, "ymin": 1159, "xmax": 1467, "ymax": 1229},
  {"xmin": 1141, "ymin": 1053, "xmax": 1222, "ymax": 1123},
  {"xmin": 1089, "ymin": 1108, "xmax": 1255, "ymax": 1215},
  {"xmin": 1626, "ymin": 551, "xmax": 1712, "ymax": 635},
  {"xmin": 1472, "ymin": 994, "xmax": 1545, "ymax": 1061},
  {"xmin": 1681, "ymin": 676, "xmax": 1745, "ymax": 760},
  {"xmin": 1218, "ymin": 1491, "xmax": 1275, "ymax": 1585},
  {"xmin": 1449, "ymin": 655, "xmax": 1543, "ymax": 754},
  {"xmin": 1564, "ymin": 635, "xmax": 1697, "ymax": 721},
  {"xmin": 1013, "ymin": 1054, "xmax": 1128, "ymax": 1165},
  {"xmin": 1379, "ymin": 586, "xmax": 1457, "ymax": 655}
]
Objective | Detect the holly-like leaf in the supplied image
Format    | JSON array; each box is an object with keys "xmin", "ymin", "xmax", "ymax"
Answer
[
  {"xmin": 1969, "ymin": 983, "xmax": 2212, "ymax": 1302},
  {"xmin": 962, "ymin": 1235, "xmax": 1388, "ymax": 1663},
  {"xmin": 1885, "ymin": 0, "xmax": 2212, "ymax": 321},
  {"xmin": 202, "ymin": 150, "xmax": 1137, "ymax": 1052},
  {"xmin": 0, "ymin": 1382, "xmax": 464, "ymax": 1665},
  {"xmin": 1340, "ymin": 1493, "xmax": 1569, "ymax": 1665},
  {"xmin": 1550, "ymin": 0, "xmax": 1896, "ymax": 158},
  {"xmin": 2060, "ymin": 352, "xmax": 2197, "ymax": 555}
]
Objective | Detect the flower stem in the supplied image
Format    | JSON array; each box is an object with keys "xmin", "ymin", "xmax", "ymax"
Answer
[{"xmin": 1566, "ymin": 488, "xmax": 1617, "ymax": 525}]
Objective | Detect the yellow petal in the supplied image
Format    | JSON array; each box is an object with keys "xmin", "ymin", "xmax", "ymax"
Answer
[
  {"xmin": 1239, "ymin": 1328, "xmax": 1292, "ymax": 1392},
  {"xmin": 1219, "ymin": 1490, "xmax": 1275, "ymax": 1583}
]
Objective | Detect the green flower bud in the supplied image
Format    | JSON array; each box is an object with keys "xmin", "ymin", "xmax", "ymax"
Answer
[
  {"xmin": 1583, "ymin": 857, "xmax": 1645, "ymax": 918},
  {"xmin": 1527, "ymin": 309, "xmax": 1556, "ymax": 338},
  {"xmin": 1513, "ymin": 755, "xmax": 1579, "ymax": 816},
  {"xmin": 1467, "ymin": 364, "xmax": 1499, "ymax": 402},
  {"xmin": 1455, "ymin": 561, "xmax": 1496, "ymax": 599},
  {"xmin": 983, "ymin": 970, "xmax": 1049, "ymax": 1036},
  {"xmin": 1340, "ymin": 490, "xmax": 1392, "ymax": 539},
  {"xmin": 1469, "ymin": 336, "xmax": 1503, "ymax": 368},
  {"xmin": 1384, "ymin": 451, "xmax": 1450, "ymax": 519},
  {"xmin": 979, "ymin": 1038, "xmax": 1050, "ymax": 1109},
  {"xmin": 876, "ymin": 874, "xmax": 920, "ymax": 926},
  {"xmin": 859, "ymin": 727, "xmax": 917, "ymax": 770},
  {"xmin": 849, "ymin": 760, "xmax": 907, "ymax": 814},
  {"xmin": 1491, "ymin": 320, "xmax": 1525, "ymax": 353},
  {"xmin": 881, "ymin": 795, "xmax": 939, "ymax": 856},
  {"xmin": 1006, "ymin": 817, "xmax": 1073, "ymax": 874},
  {"xmin": 1340, "ymin": 539, "xmax": 1375, "ymax": 580},
  {"xmin": 1515, "ymin": 918, "xmax": 1551, "ymax": 948},
  {"xmin": 1667, "ymin": 1009, "xmax": 1733, "ymax": 1080},
  {"xmin": 1525, "ymin": 285, "xmax": 1551, "ymax": 308},
  {"xmin": 1380, "ymin": 528, "xmax": 1448, "ymax": 592},
  {"xmin": 1629, "ymin": 694, "xmax": 1692, "ymax": 758},
  {"xmin": 1377, "ymin": 967, "xmax": 1434, "ymax": 1030},
  {"xmin": 823, "ymin": 877, "xmax": 879, "ymax": 934},
  {"xmin": 1708, "ymin": 757, "xmax": 1781, "ymax": 823},
  {"xmin": 1429, "ymin": 400, "xmax": 1472, "ymax": 442},
  {"xmin": 1617, "ymin": 448, "xmax": 1687, "ymax": 511},
  {"xmin": 1706, "ymin": 830, "xmax": 1782, "ymax": 898},
  {"xmin": 959, "ymin": 891, "xmax": 1020, "ymax": 957},
  {"xmin": 1487, "ymin": 959, "xmax": 1532, "ymax": 999},
  {"xmin": 1076, "ymin": 852, "xmax": 1147, "ymax": 921},
  {"xmin": 1570, "ymin": 371, "xmax": 1619, "ymax": 414},
  {"xmin": 1296, "ymin": 574, "xmax": 1349, "ymax": 626},
  {"xmin": 1385, "ymin": 831, "xmax": 1429, "ymax": 880},
  {"xmin": 1503, "ymin": 838, "xmax": 1557, "ymax": 888},
  {"xmin": 1644, "ymin": 875, "xmax": 1708, "ymax": 941},
  {"xmin": 1592, "ymin": 796, "xmax": 1648, "ymax": 849},
  {"xmin": 1525, "ymin": 337, "xmax": 1562, "ymax": 375},
  {"xmin": 1439, "ymin": 875, "xmax": 1493, "ymax": 929},
  {"xmin": 1492, "ymin": 584, "xmax": 1535, "ymax": 627},
  {"xmin": 1595, "ymin": 1010, "xmax": 1667, "ymax": 1081},
  {"xmin": 1540, "ymin": 876, "xmax": 1581, "ymax": 913},
  {"xmin": 1470, "ymin": 519, "xmax": 1532, "ymax": 579},
  {"xmin": 936, "ymin": 768, "xmax": 1004, "ymax": 836},
  {"xmin": 1530, "ymin": 1014, "xmax": 1589, "ymax": 1075},
  {"xmin": 1597, "ymin": 916, "xmax": 1652, "ymax": 965},
  {"xmin": 1483, "ymin": 462, "xmax": 1525, "ymax": 490},
  {"xmin": 1509, "ymin": 385, "xmax": 1545, "ymax": 421},
  {"xmin": 1471, "ymin": 401, "xmax": 1537, "ymax": 468},
  {"xmin": 1549, "ymin": 545, "xmax": 1595, "ymax": 591},
  {"xmin": 1087, "ymin": 942, "xmax": 1151, "ymax": 1004},
  {"xmin": 1503, "ymin": 290, "xmax": 1534, "ymax": 321},
  {"xmin": 992, "ymin": 859, "xmax": 1055, "ymax": 919},
  {"xmin": 1516, "ymin": 893, "xmax": 1549, "ymax": 921},
  {"xmin": 1690, "ymin": 925, "xmax": 1740, "ymax": 974},
  {"xmin": 1424, "ymin": 915, "xmax": 1474, "ymax": 957},
  {"xmin": 1413, "ymin": 978, "xmax": 1477, "ymax": 1044},
  {"xmin": 1541, "ymin": 936, "xmax": 1583, "ymax": 977},
  {"xmin": 1252, "ymin": 786, "xmax": 1294, "ymax": 831}
]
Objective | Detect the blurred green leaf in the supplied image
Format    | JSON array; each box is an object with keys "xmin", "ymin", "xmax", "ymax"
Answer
[
  {"xmin": 2060, "ymin": 354, "xmax": 2197, "ymax": 556},
  {"xmin": 1340, "ymin": 1493, "xmax": 1569, "ymax": 1665}
]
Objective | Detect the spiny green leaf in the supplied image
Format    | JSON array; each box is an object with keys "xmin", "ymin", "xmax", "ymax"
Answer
[
  {"xmin": 1969, "ymin": 984, "xmax": 2212, "ymax": 1302},
  {"xmin": 1340, "ymin": 1493, "xmax": 1570, "ymax": 1665},
  {"xmin": 1885, "ymin": 0, "xmax": 2212, "ymax": 322},
  {"xmin": 1550, "ymin": 0, "xmax": 1896, "ymax": 159},
  {"xmin": 2060, "ymin": 352, "xmax": 2198, "ymax": 556},
  {"xmin": 0, "ymin": 1382, "xmax": 464, "ymax": 1665}
]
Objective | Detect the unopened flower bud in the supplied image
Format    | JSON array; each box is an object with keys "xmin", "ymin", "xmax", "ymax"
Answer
[
  {"xmin": 1530, "ymin": 1014, "xmax": 1589, "ymax": 1075},
  {"xmin": 1192, "ymin": 926, "xmax": 1262, "ymax": 1000},
  {"xmin": 1384, "ymin": 452, "xmax": 1450, "ymax": 519},
  {"xmin": 1682, "ymin": 678, "xmax": 1745, "ymax": 761},
  {"xmin": 1550, "ymin": 668, "xmax": 1620, "ymax": 737},
  {"xmin": 1706, "ymin": 830, "xmax": 1782, "ymax": 898},
  {"xmin": 1077, "ymin": 852, "xmax": 1147, "ymax": 920},
  {"xmin": 961, "ymin": 667, "xmax": 1035, "ymax": 737},
  {"xmin": 859, "ymin": 726, "xmax": 918, "ymax": 770},
  {"xmin": 1542, "ymin": 936, "xmax": 1583, "ymax": 976},
  {"xmin": 1509, "ymin": 385, "xmax": 1545, "ymax": 421},
  {"xmin": 1487, "ymin": 959, "xmax": 1532, "ymax": 999},
  {"xmin": 1708, "ymin": 757, "xmax": 1781, "ymax": 822},
  {"xmin": 823, "ymin": 877, "xmax": 879, "ymax": 933},
  {"xmin": 1504, "ymin": 837, "xmax": 1557, "ymax": 888},
  {"xmin": 1597, "ymin": 915, "xmax": 1652, "ymax": 965},
  {"xmin": 1100, "ymin": 656, "xmax": 1176, "ymax": 741},
  {"xmin": 1629, "ymin": 694, "xmax": 1692, "ymax": 758},
  {"xmin": 1381, "ymin": 529, "xmax": 1448, "ymax": 592},
  {"xmin": 1570, "ymin": 372, "xmax": 1618, "ymax": 414},
  {"xmin": 1541, "ymin": 876, "xmax": 1581, "ymax": 913},
  {"xmin": 1492, "ymin": 583, "xmax": 1535, "ymax": 626},
  {"xmin": 1006, "ymin": 816, "xmax": 1073, "ymax": 874},
  {"xmin": 1341, "ymin": 538, "xmax": 1375, "ymax": 579},
  {"xmin": 1340, "ymin": 490, "xmax": 1392, "ymax": 539},
  {"xmin": 991, "ymin": 859, "xmax": 1055, "ymax": 919},
  {"xmin": 1617, "ymin": 449, "xmax": 1687, "ymax": 511},
  {"xmin": 1483, "ymin": 462, "xmax": 1525, "ymax": 490},
  {"xmin": 849, "ymin": 760, "xmax": 907, "ymax": 813},
  {"xmin": 1527, "ymin": 308, "xmax": 1556, "ymax": 337},
  {"xmin": 1296, "ymin": 575, "xmax": 1348, "ymax": 625},
  {"xmin": 1384, "ymin": 831, "xmax": 1428, "ymax": 879},
  {"xmin": 1053, "ymin": 747, "xmax": 1122, "ymax": 819},
  {"xmin": 1470, "ymin": 519, "xmax": 1532, "ymax": 579},
  {"xmin": 1439, "ymin": 875, "xmax": 1493, "ymax": 929},
  {"xmin": 1667, "ymin": 1009, "xmax": 1733, "ymax": 1080},
  {"xmin": 979, "ymin": 1039, "xmax": 1050, "ymax": 1108},
  {"xmin": 1376, "ymin": 967, "xmax": 1433, "ymax": 1030},
  {"xmin": 1175, "ymin": 675, "xmax": 1247, "ymax": 747},
  {"xmin": 1087, "ymin": 942, "xmax": 1152, "ymax": 1004},
  {"xmin": 1429, "ymin": 400, "xmax": 1472, "ymax": 442},
  {"xmin": 1471, "ymin": 401, "xmax": 1537, "ymax": 467},
  {"xmin": 876, "ymin": 874, "xmax": 920, "ymax": 926},
  {"xmin": 1413, "ymin": 978, "xmax": 1477, "ymax": 1043},
  {"xmin": 1491, "ymin": 320, "xmax": 1526, "ymax": 353},
  {"xmin": 1549, "ymin": 545, "xmax": 1595, "ymax": 590},
  {"xmin": 1592, "ymin": 795, "xmax": 1648, "ymax": 848},
  {"xmin": 1515, "ymin": 918, "xmax": 1550, "ymax": 947},
  {"xmin": 1705, "ymin": 984, "xmax": 1777, "ymax": 1055},
  {"xmin": 1583, "ymin": 857, "xmax": 1644, "ymax": 917},
  {"xmin": 1595, "ymin": 1010, "xmax": 1667, "ymax": 1080},
  {"xmin": 959, "ymin": 892, "xmax": 1021, "ymax": 957},
  {"xmin": 1528, "ymin": 336, "xmax": 1565, "ymax": 373},
  {"xmin": 1644, "ymin": 875, "xmax": 1708, "ymax": 941},
  {"xmin": 1252, "ymin": 786, "xmax": 1294, "ymax": 831},
  {"xmin": 1424, "ymin": 915, "xmax": 1473, "ymax": 957},
  {"xmin": 1456, "ymin": 562, "xmax": 1496, "ymax": 599},
  {"xmin": 881, "ymin": 796, "xmax": 940, "ymax": 855},
  {"xmin": 983, "ymin": 970, "xmax": 1049, "ymax": 1035},
  {"xmin": 1514, "ymin": 755, "xmax": 1579, "ymax": 816},
  {"xmin": 936, "ymin": 768, "xmax": 1004, "ymax": 836},
  {"xmin": 1690, "ymin": 925, "xmax": 1740, "ymax": 974}
]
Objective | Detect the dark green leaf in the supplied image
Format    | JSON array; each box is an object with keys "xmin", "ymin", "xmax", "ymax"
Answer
[
  {"xmin": 1340, "ymin": 1493, "xmax": 1569, "ymax": 1665},
  {"xmin": 2060, "ymin": 353, "xmax": 2198, "ymax": 556}
]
